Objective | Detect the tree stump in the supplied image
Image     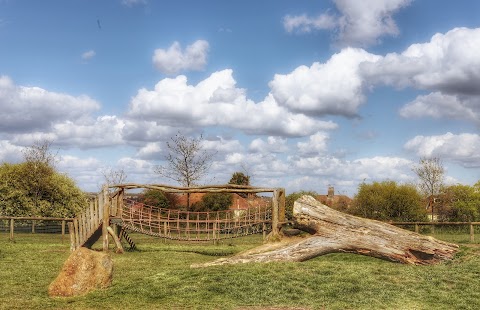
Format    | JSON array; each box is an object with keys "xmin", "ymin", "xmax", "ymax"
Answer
[{"xmin": 192, "ymin": 195, "xmax": 459, "ymax": 267}]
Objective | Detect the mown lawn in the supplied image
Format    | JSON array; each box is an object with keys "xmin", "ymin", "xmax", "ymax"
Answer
[{"xmin": 1, "ymin": 231, "xmax": 479, "ymax": 310}]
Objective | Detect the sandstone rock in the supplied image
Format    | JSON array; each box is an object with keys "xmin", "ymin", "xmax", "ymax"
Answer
[{"xmin": 48, "ymin": 247, "xmax": 113, "ymax": 297}]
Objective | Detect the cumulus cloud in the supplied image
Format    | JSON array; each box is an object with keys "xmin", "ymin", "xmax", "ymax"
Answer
[
  {"xmin": 362, "ymin": 27, "xmax": 480, "ymax": 94},
  {"xmin": 291, "ymin": 154, "xmax": 413, "ymax": 185},
  {"xmin": 81, "ymin": 50, "xmax": 96, "ymax": 61},
  {"xmin": 127, "ymin": 69, "xmax": 337, "ymax": 137},
  {"xmin": 361, "ymin": 27, "xmax": 480, "ymax": 123},
  {"xmin": 0, "ymin": 140, "xmax": 23, "ymax": 163},
  {"xmin": 297, "ymin": 132, "xmax": 329, "ymax": 155},
  {"xmin": 135, "ymin": 142, "xmax": 163, "ymax": 160},
  {"xmin": 52, "ymin": 116, "xmax": 125, "ymax": 148},
  {"xmin": 0, "ymin": 75, "xmax": 100, "ymax": 133},
  {"xmin": 399, "ymin": 92, "xmax": 480, "ymax": 122},
  {"xmin": 152, "ymin": 40, "xmax": 209, "ymax": 75},
  {"xmin": 121, "ymin": 0, "xmax": 147, "ymax": 7},
  {"xmin": 249, "ymin": 136, "xmax": 288, "ymax": 154},
  {"xmin": 269, "ymin": 48, "xmax": 380, "ymax": 117},
  {"xmin": 283, "ymin": 13, "xmax": 337, "ymax": 33},
  {"xmin": 203, "ymin": 137, "xmax": 244, "ymax": 154},
  {"xmin": 284, "ymin": 0, "xmax": 412, "ymax": 47},
  {"xmin": 404, "ymin": 132, "xmax": 480, "ymax": 167}
]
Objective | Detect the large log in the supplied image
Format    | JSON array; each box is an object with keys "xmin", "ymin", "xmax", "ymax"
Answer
[{"xmin": 192, "ymin": 195, "xmax": 459, "ymax": 267}]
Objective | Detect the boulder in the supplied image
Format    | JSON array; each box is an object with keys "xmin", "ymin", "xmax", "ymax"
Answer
[{"xmin": 48, "ymin": 247, "xmax": 113, "ymax": 297}]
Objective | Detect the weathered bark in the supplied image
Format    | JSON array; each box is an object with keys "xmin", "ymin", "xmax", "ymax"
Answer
[{"xmin": 192, "ymin": 195, "xmax": 459, "ymax": 268}]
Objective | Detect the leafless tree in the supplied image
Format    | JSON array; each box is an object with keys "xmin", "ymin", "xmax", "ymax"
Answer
[
  {"xmin": 101, "ymin": 167, "xmax": 128, "ymax": 190},
  {"xmin": 155, "ymin": 132, "xmax": 216, "ymax": 208},
  {"xmin": 22, "ymin": 139, "xmax": 57, "ymax": 168},
  {"xmin": 21, "ymin": 140, "xmax": 58, "ymax": 212},
  {"xmin": 412, "ymin": 157, "xmax": 445, "ymax": 221}
]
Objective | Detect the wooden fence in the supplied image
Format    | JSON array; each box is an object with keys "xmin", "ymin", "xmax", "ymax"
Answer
[
  {"xmin": 390, "ymin": 221, "xmax": 480, "ymax": 242},
  {"xmin": 69, "ymin": 186, "xmax": 109, "ymax": 251},
  {"xmin": 0, "ymin": 216, "xmax": 72, "ymax": 242}
]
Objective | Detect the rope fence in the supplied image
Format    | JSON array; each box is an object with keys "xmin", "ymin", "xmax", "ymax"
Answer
[{"xmin": 121, "ymin": 199, "xmax": 272, "ymax": 241}]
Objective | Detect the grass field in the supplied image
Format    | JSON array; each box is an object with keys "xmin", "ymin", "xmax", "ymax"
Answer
[{"xmin": 1, "ymin": 229, "xmax": 480, "ymax": 310}]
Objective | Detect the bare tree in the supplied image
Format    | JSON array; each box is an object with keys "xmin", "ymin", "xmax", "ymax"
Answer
[
  {"xmin": 21, "ymin": 140, "xmax": 58, "ymax": 213},
  {"xmin": 155, "ymin": 132, "xmax": 216, "ymax": 208},
  {"xmin": 101, "ymin": 167, "xmax": 128, "ymax": 191},
  {"xmin": 22, "ymin": 139, "xmax": 57, "ymax": 168},
  {"xmin": 412, "ymin": 157, "xmax": 445, "ymax": 221}
]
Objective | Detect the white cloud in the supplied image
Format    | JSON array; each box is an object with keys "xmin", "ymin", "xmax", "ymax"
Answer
[
  {"xmin": 269, "ymin": 48, "xmax": 380, "ymax": 117},
  {"xmin": 249, "ymin": 136, "xmax": 288, "ymax": 154},
  {"xmin": 297, "ymin": 132, "xmax": 329, "ymax": 155},
  {"xmin": 136, "ymin": 142, "xmax": 163, "ymax": 160},
  {"xmin": 284, "ymin": 0, "xmax": 412, "ymax": 47},
  {"xmin": 152, "ymin": 40, "xmax": 209, "ymax": 75},
  {"xmin": 399, "ymin": 92, "xmax": 480, "ymax": 122},
  {"xmin": 81, "ymin": 50, "xmax": 96, "ymax": 61},
  {"xmin": 122, "ymin": 120, "xmax": 175, "ymax": 143},
  {"xmin": 127, "ymin": 69, "xmax": 337, "ymax": 137},
  {"xmin": 52, "ymin": 116, "xmax": 125, "ymax": 148},
  {"xmin": 57, "ymin": 155, "xmax": 104, "ymax": 192},
  {"xmin": 0, "ymin": 140, "xmax": 23, "ymax": 163},
  {"xmin": 0, "ymin": 75, "xmax": 100, "ymax": 133},
  {"xmin": 360, "ymin": 27, "xmax": 480, "ymax": 123},
  {"xmin": 404, "ymin": 132, "xmax": 480, "ymax": 167},
  {"xmin": 362, "ymin": 27, "xmax": 480, "ymax": 94},
  {"xmin": 290, "ymin": 154, "xmax": 414, "ymax": 185},
  {"xmin": 121, "ymin": 0, "xmax": 147, "ymax": 7},
  {"xmin": 203, "ymin": 137, "xmax": 244, "ymax": 154},
  {"xmin": 283, "ymin": 13, "xmax": 337, "ymax": 33}
]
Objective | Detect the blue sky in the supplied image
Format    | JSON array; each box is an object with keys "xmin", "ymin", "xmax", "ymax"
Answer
[{"xmin": 1, "ymin": 0, "xmax": 480, "ymax": 196}]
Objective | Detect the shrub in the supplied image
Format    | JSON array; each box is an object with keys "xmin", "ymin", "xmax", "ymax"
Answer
[
  {"xmin": 351, "ymin": 181, "xmax": 426, "ymax": 222},
  {"xmin": 195, "ymin": 193, "xmax": 233, "ymax": 212},
  {"xmin": 138, "ymin": 189, "xmax": 170, "ymax": 209},
  {"xmin": 0, "ymin": 162, "xmax": 86, "ymax": 217}
]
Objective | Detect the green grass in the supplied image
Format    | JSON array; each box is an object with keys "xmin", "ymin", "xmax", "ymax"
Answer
[{"xmin": 1, "ymin": 232, "xmax": 480, "ymax": 310}]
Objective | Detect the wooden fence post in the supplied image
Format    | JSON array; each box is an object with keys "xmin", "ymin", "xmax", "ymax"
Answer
[
  {"xmin": 9, "ymin": 218, "xmax": 14, "ymax": 241},
  {"xmin": 102, "ymin": 185, "xmax": 110, "ymax": 251},
  {"xmin": 278, "ymin": 188, "xmax": 286, "ymax": 224},
  {"xmin": 470, "ymin": 223, "xmax": 475, "ymax": 243},
  {"xmin": 61, "ymin": 220, "xmax": 66, "ymax": 243},
  {"xmin": 415, "ymin": 224, "xmax": 419, "ymax": 233},
  {"xmin": 31, "ymin": 220, "xmax": 35, "ymax": 234},
  {"xmin": 270, "ymin": 189, "xmax": 280, "ymax": 239},
  {"xmin": 68, "ymin": 222, "xmax": 75, "ymax": 251}
]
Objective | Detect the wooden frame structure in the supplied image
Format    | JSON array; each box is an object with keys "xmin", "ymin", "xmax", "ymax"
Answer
[{"xmin": 69, "ymin": 183, "xmax": 286, "ymax": 252}]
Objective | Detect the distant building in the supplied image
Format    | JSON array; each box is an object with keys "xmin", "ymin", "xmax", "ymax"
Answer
[
  {"xmin": 316, "ymin": 186, "xmax": 352, "ymax": 211},
  {"xmin": 176, "ymin": 192, "xmax": 270, "ymax": 210}
]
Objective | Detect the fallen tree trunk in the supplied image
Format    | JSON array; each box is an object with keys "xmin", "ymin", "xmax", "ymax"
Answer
[{"xmin": 192, "ymin": 195, "xmax": 459, "ymax": 267}]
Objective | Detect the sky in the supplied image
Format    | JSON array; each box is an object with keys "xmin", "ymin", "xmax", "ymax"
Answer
[{"xmin": 1, "ymin": 0, "xmax": 480, "ymax": 197}]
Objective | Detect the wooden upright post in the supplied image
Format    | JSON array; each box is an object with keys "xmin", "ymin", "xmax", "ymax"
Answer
[
  {"xmin": 117, "ymin": 188, "xmax": 124, "ymax": 217},
  {"xmin": 9, "ymin": 218, "xmax": 14, "ymax": 241},
  {"xmin": 278, "ymin": 188, "xmax": 286, "ymax": 223},
  {"xmin": 470, "ymin": 223, "xmax": 475, "ymax": 243},
  {"xmin": 68, "ymin": 222, "xmax": 75, "ymax": 251},
  {"xmin": 270, "ymin": 189, "xmax": 280, "ymax": 240},
  {"xmin": 102, "ymin": 185, "xmax": 110, "ymax": 251}
]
